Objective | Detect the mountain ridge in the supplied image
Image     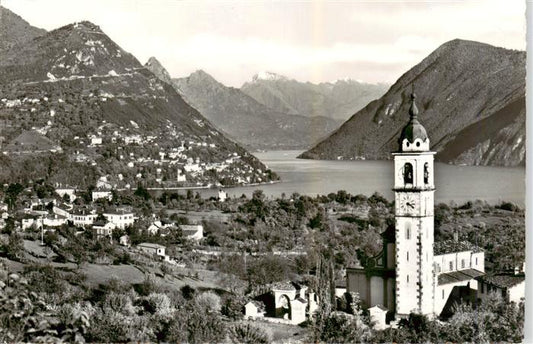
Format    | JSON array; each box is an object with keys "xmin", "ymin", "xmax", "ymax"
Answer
[
  {"xmin": 144, "ymin": 63, "xmax": 342, "ymax": 150},
  {"xmin": 300, "ymin": 39, "xmax": 525, "ymax": 167},
  {"xmin": 0, "ymin": 16, "xmax": 276, "ymax": 187},
  {"xmin": 241, "ymin": 72, "xmax": 389, "ymax": 120},
  {"xmin": 0, "ymin": 6, "xmax": 47, "ymax": 56}
]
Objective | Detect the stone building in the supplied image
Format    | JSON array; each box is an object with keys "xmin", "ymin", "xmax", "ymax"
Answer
[
  {"xmin": 346, "ymin": 94, "xmax": 485, "ymax": 323},
  {"xmin": 245, "ymin": 280, "xmax": 318, "ymax": 325}
]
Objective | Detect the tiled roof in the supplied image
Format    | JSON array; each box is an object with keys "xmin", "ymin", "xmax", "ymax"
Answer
[
  {"xmin": 294, "ymin": 297, "xmax": 307, "ymax": 304},
  {"xmin": 438, "ymin": 268, "xmax": 484, "ymax": 286},
  {"xmin": 434, "ymin": 240, "xmax": 483, "ymax": 255},
  {"xmin": 138, "ymin": 242, "xmax": 166, "ymax": 249},
  {"xmin": 478, "ymin": 274, "xmax": 525, "ymax": 289},
  {"xmin": 271, "ymin": 281, "xmax": 301, "ymax": 291}
]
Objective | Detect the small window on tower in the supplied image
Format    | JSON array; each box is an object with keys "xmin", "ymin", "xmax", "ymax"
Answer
[
  {"xmin": 407, "ymin": 275, "xmax": 409, "ymax": 283},
  {"xmin": 424, "ymin": 163, "xmax": 429, "ymax": 184},
  {"xmin": 407, "ymin": 251, "xmax": 409, "ymax": 261},
  {"xmin": 406, "ymin": 223, "xmax": 411, "ymax": 240},
  {"xmin": 461, "ymin": 259, "xmax": 465, "ymax": 269},
  {"xmin": 404, "ymin": 163, "xmax": 413, "ymax": 184}
]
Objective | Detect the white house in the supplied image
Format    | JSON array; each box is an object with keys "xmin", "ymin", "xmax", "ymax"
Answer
[
  {"xmin": 147, "ymin": 220, "xmax": 173, "ymax": 235},
  {"xmin": 119, "ymin": 235, "xmax": 131, "ymax": 247},
  {"xmin": 55, "ymin": 188, "xmax": 76, "ymax": 202},
  {"xmin": 218, "ymin": 189, "xmax": 227, "ymax": 202},
  {"xmin": 90, "ymin": 136, "xmax": 102, "ymax": 146},
  {"xmin": 22, "ymin": 217, "xmax": 41, "ymax": 230},
  {"xmin": 244, "ymin": 301, "xmax": 266, "ymax": 319},
  {"xmin": 93, "ymin": 222, "xmax": 116, "ymax": 238},
  {"xmin": 43, "ymin": 215, "xmax": 68, "ymax": 227},
  {"xmin": 477, "ymin": 272, "xmax": 525, "ymax": 304},
  {"xmin": 138, "ymin": 243, "xmax": 166, "ymax": 257},
  {"xmin": 177, "ymin": 169, "xmax": 187, "ymax": 182},
  {"xmin": 92, "ymin": 190, "xmax": 113, "ymax": 201},
  {"xmin": 69, "ymin": 209, "xmax": 98, "ymax": 227},
  {"xmin": 103, "ymin": 210, "xmax": 135, "ymax": 229},
  {"xmin": 180, "ymin": 224, "xmax": 204, "ymax": 241}
]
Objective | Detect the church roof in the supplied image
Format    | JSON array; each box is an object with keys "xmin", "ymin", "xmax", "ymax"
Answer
[
  {"xmin": 399, "ymin": 93, "xmax": 428, "ymax": 150},
  {"xmin": 438, "ymin": 268, "xmax": 484, "ymax": 286},
  {"xmin": 434, "ymin": 240, "xmax": 484, "ymax": 255}
]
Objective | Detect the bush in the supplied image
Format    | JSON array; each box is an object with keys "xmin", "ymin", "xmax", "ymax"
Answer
[
  {"xmin": 228, "ymin": 322, "xmax": 271, "ymax": 344},
  {"xmin": 498, "ymin": 202, "xmax": 518, "ymax": 212}
]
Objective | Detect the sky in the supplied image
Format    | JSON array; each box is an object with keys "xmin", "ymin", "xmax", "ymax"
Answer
[{"xmin": 2, "ymin": 0, "xmax": 526, "ymax": 87}]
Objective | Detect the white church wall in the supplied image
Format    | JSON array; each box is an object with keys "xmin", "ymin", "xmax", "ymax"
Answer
[
  {"xmin": 471, "ymin": 252, "xmax": 484, "ymax": 272},
  {"xmin": 370, "ymin": 276, "xmax": 385, "ymax": 306},
  {"xmin": 395, "ymin": 216, "xmax": 420, "ymax": 316}
]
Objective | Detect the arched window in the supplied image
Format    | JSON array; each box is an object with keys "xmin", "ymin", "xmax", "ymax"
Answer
[
  {"xmin": 424, "ymin": 163, "xmax": 429, "ymax": 184},
  {"xmin": 404, "ymin": 163, "xmax": 413, "ymax": 184},
  {"xmin": 405, "ymin": 223, "xmax": 411, "ymax": 240}
]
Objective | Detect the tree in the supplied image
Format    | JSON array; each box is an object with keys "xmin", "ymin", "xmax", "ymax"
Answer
[
  {"xmin": 5, "ymin": 183, "xmax": 24, "ymax": 210},
  {"xmin": 167, "ymin": 302, "xmax": 226, "ymax": 344},
  {"xmin": 246, "ymin": 255, "xmax": 290, "ymax": 287},
  {"xmin": 228, "ymin": 322, "xmax": 271, "ymax": 344},
  {"xmin": 5, "ymin": 232, "xmax": 24, "ymax": 261},
  {"xmin": 134, "ymin": 185, "xmax": 151, "ymax": 201},
  {"xmin": 318, "ymin": 311, "xmax": 372, "ymax": 343}
]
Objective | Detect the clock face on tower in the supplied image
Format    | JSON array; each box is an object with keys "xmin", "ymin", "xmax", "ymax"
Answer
[{"xmin": 399, "ymin": 193, "xmax": 419, "ymax": 215}]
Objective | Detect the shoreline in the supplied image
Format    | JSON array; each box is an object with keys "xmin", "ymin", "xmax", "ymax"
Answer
[{"xmin": 143, "ymin": 179, "xmax": 282, "ymax": 192}]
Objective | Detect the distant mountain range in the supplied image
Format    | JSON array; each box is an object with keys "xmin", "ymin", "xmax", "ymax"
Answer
[
  {"xmin": 146, "ymin": 61, "xmax": 341, "ymax": 150},
  {"xmin": 0, "ymin": 7, "xmax": 276, "ymax": 187},
  {"xmin": 300, "ymin": 39, "xmax": 525, "ymax": 167},
  {"xmin": 241, "ymin": 71, "xmax": 389, "ymax": 121}
]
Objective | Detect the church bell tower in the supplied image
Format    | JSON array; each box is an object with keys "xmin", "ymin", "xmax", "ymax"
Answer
[{"xmin": 393, "ymin": 93, "xmax": 435, "ymax": 318}]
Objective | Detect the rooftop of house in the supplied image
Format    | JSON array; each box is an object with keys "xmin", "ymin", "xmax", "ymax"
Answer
[
  {"xmin": 103, "ymin": 208, "xmax": 133, "ymax": 215},
  {"xmin": 478, "ymin": 273, "xmax": 525, "ymax": 289},
  {"xmin": 437, "ymin": 268, "xmax": 485, "ymax": 286},
  {"xmin": 271, "ymin": 280, "xmax": 304, "ymax": 291},
  {"xmin": 434, "ymin": 240, "xmax": 484, "ymax": 255},
  {"xmin": 180, "ymin": 224, "xmax": 203, "ymax": 230},
  {"xmin": 138, "ymin": 243, "xmax": 166, "ymax": 250}
]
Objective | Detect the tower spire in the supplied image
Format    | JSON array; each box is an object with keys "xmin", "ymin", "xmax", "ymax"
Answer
[{"xmin": 409, "ymin": 93, "xmax": 419, "ymax": 121}]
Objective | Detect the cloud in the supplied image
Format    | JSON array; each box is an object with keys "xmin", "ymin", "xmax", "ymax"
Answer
[{"xmin": 2, "ymin": 0, "xmax": 526, "ymax": 87}]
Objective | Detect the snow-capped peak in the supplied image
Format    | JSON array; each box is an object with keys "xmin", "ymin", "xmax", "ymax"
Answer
[{"xmin": 252, "ymin": 71, "xmax": 288, "ymax": 82}]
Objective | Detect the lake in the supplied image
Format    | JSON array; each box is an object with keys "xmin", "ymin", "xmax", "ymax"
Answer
[{"xmin": 196, "ymin": 151, "xmax": 525, "ymax": 206}]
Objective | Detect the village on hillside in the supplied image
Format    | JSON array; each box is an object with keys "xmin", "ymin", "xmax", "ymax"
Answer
[{"xmin": 0, "ymin": 1, "xmax": 527, "ymax": 343}]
